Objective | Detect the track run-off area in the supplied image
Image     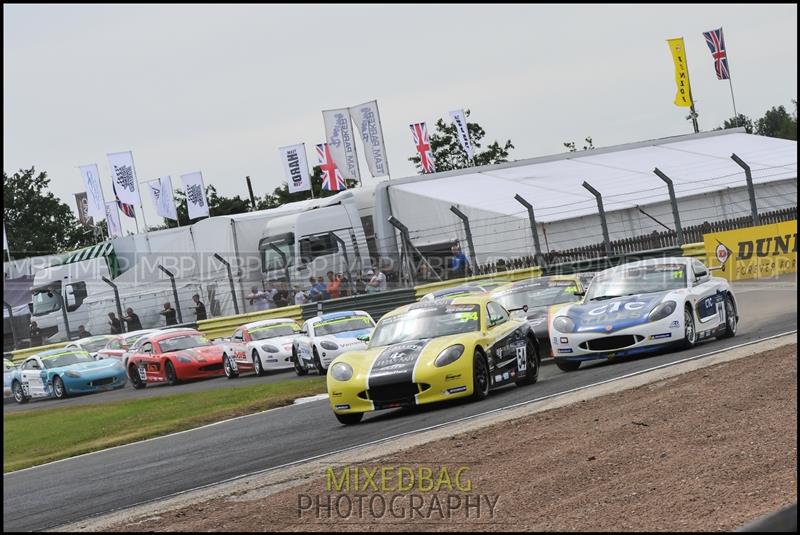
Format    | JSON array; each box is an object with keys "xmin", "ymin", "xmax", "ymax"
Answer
[{"xmin": 3, "ymin": 275, "xmax": 796, "ymax": 532}]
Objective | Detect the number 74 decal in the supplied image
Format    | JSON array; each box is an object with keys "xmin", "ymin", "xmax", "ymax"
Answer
[{"xmin": 516, "ymin": 346, "xmax": 527, "ymax": 372}]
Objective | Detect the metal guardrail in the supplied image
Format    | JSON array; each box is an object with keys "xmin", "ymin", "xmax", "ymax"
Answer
[
  {"xmin": 9, "ymin": 321, "xmax": 199, "ymax": 363},
  {"xmin": 681, "ymin": 242, "xmax": 707, "ymax": 260},
  {"xmin": 197, "ymin": 305, "xmax": 304, "ymax": 340},
  {"xmin": 300, "ymin": 288, "xmax": 418, "ymax": 322},
  {"xmin": 413, "ymin": 265, "xmax": 543, "ymax": 299}
]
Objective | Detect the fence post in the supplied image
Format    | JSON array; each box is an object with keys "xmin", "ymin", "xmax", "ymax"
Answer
[
  {"xmin": 730, "ymin": 153, "xmax": 760, "ymax": 226},
  {"xmin": 101, "ymin": 276, "xmax": 126, "ymax": 333},
  {"xmin": 581, "ymin": 181, "xmax": 612, "ymax": 257},
  {"xmin": 157, "ymin": 265, "xmax": 183, "ymax": 323},
  {"xmin": 449, "ymin": 205, "xmax": 478, "ymax": 276},
  {"xmin": 513, "ymin": 194, "xmax": 543, "ymax": 264},
  {"xmin": 4, "ymin": 301, "xmax": 19, "ymax": 349},
  {"xmin": 268, "ymin": 243, "xmax": 291, "ymax": 289},
  {"xmin": 213, "ymin": 254, "xmax": 239, "ymax": 316},
  {"xmin": 652, "ymin": 168, "xmax": 685, "ymax": 245},
  {"xmin": 387, "ymin": 216, "xmax": 442, "ymax": 284},
  {"xmin": 328, "ymin": 232, "xmax": 352, "ymax": 283}
]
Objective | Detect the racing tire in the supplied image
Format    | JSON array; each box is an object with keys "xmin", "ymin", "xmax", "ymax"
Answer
[
  {"xmin": 293, "ymin": 348, "xmax": 308, "ymax": 376},
  {"xmin": 555, "ymin": 359, "xmax": 581, "ymax": 372},
  {"xmin": 682, "ymin": 306, "xmax": 698, "ymax": 349},
  {"xmin": 253, "ymin": 350, "xmax": 265, "ymax": 376},
  {"xmin": 223, "ymin": 354, "xmax": 239, "ymax": 379},
  {"xmin": 515, "ymin": 338, "xmax": 540, "ymax": 386},
  {"xmin": 716, "ymin": 294, "xmax": 738, "ymax": 340},
  {"xmin": 165, "ymin": 360, "xmax": 179, "ymax": 386},
  {"xmin": 335, "ymin": 412, "xmax": 364, "ymax": 425},
  {"xmin": 12, "ymin": 381, "xmax": 28, "ymax": 404},
  {"xmin": 129, "ymin": 366, "xmax": 146, "ymax": 389},
  {"xmin": 53, "ymin": 376, "xmax": 68, "ymax": 399},
  {"xmin": 312, "ymin": 348, "xmax": 325, "ymax": 375},
  {"xmin": 471, "ymin": 349, "xmax": 490, "ymax": 401}
]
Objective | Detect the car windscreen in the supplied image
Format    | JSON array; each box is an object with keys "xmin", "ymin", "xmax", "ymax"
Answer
[
  {"xmin": 159, "ymin": 335, "xmax": 211, "ymax": 353},
  {"xmin": 370, "ymin": 304, "xmax": 480, "ymax": 347},
  {"xmin": 41, "ymin": 351, "xmax": 94, "ymax": 368},
  {"xmin": 314, "ymin": 316, "xmax": 374, "ymax": 336},
  {"xmin": 82, "ymin": 337, "xmax": 115, "ymax": 352},
  {"xmin": 250, "ymin": 324, "xmax": 296, "ymax": 340},
  {"xmin": 32, "ymin": 287, "xmax": 61, "ymax": 316},
  {"xmin": 493, "ymin": 280, "xmax": 581, "ymax": 310},
  {"xmin": 586, "ymin": 264, "xmax": 687, "ymax": 301}
]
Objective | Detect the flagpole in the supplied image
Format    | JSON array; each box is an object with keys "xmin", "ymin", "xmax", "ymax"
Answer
[
  {"xmin": 128, "ymin": 153, "xmax": 149, "ymax": 232},
  {"xmin": 721, "ymin": 27, "xmax": 739, "ymax": 120}
]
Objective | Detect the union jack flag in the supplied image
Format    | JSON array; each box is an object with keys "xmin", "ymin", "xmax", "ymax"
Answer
[
  {"xmin": 112, "ymin": 181, "xmax": 136, "ymax": 218},
  {"xmin": 316, "ymin": 143, "xmax": 347, "ymax": 192},
  {"xmin": 703, "ymin": 27, "xmax": 730, "ymax": 80},
  {"xmin": 410, "ymin": 122, "xmax": 436, "ymax": 174}
]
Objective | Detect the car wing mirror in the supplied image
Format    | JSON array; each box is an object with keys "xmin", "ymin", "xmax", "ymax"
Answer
[
  {"xmin": 507, "ymin": 305, "xmax": 529, "ymax": 314},
  {"xmin": 357, "ymin": 334, "xmax": 371, "ymax": 342}
]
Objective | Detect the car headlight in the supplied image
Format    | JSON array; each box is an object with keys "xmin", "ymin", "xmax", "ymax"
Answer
[
  {"xmin": 648, "ymin": 301, "xmax": 677, "ymax": 322},
  {"xmin": 65, "ymin": 370, "xmax": 81, "ymax": 378},
  {"xmin": 434, "ymin": 344, "xmax": 465, "ymax": 368},
  {"xmin": 260, "ymin": 344, "xmax": 280, "ymax": 353},
  {"xmin": 330, "ymin": 362, "xmax": 353, "ymax": 381},
  {"xmin": 552, "ymin": 316, "xmax": 575, "ymax": 333},
  {"xmin": 320, "ymin": 341, "xmax": 339, "ymax": 351},
  {"xmin": 177, "ymin": 355, "xmax": 192, "ymax": 363}
]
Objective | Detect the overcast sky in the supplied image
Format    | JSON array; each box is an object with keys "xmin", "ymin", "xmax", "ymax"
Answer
[{"xmin": 4, "ymin": 4, "xmax": 797, "ymax": 234}]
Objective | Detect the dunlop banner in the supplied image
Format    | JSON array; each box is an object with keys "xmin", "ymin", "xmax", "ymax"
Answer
[{"xmin": 703, "ymin": 220, "xmax": 797, "ymax": 281}]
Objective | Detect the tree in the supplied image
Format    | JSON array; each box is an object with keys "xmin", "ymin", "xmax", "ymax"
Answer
[
  {"xmin": 755, "ymin": 104, "xmax": 797, "ymax": 140},
  {"xmin": 261, "ymin": 166, "xmax": 358, "ymax": 207},
  {"xmin": 563, "ymin": 136, "xmax": 595, "ymax": 152},
  {"xmin": 408, "ymin": 109, "xmax": 514, "ymax": 173},
  {"xmin": 721, "ymin": 113, "xmax": 754, "ymax": 134},
  {"xmin": 3, "ymin": 167, "xmax": 97, "ymax": 258}
]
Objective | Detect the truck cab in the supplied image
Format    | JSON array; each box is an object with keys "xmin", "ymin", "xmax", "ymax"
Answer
[{"xmin": 259, "ymin": 197, "xmax": 371, "ymax": 287}]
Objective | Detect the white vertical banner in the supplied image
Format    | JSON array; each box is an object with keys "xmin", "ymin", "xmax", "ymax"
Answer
[
  {"xmin": 322, "ymin": 109, "xmax": 361, "ymax": 181},
  {"xmin": 349, "ymin": 100, "xmax": 390, "ymax": 178},
  {"xmin": 278, "ymin": 144, "xmax": 312, "ymax": 193},
  {"xmin": 78, "ymin": 164, "xmax": 106, "ymax": 221},
  {"xmin": 449, "ymin": 109, "xmax": 474, "ymax": 160},
  {"xmin": 3, "ymin": 222, "xmax": 8, "ymax": 252},
  {"xmin": 106, "ymin": 151, "xmax": 142, "ymax": 208},
  {"xmin": 147, "ymin": 176, "xmax": 179, "ymax": 221},
  {"xmin": 180, "ymin": 171, "xmax": 210, "ymax": 220},
  {"xmin": 105, "ymin": 202, "xmax": 123, "ymax": 238}
]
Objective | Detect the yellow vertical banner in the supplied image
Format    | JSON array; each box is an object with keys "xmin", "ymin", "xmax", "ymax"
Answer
[{"xmin": 667, "ymin": 37, "xmax": 694, "ymax": 107}]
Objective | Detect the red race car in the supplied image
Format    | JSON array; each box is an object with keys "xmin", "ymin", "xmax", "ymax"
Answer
[{"xmin": 127, "ymin": 329, "xmax": 225, "ymax": 389}]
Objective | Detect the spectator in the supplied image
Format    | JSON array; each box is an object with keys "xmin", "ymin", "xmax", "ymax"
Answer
[
  {"xmin": 294, "ymin": 286, "xmax": 309, "ymax": 305},
  {"xmin": 326, "ymin": 271, "xmax": 341, "ymax": 299},
  {"xmin": 418, "ymin": 262, "xmax": 437, "ymax": 282},
  {"xmin": 449, "ymin": 244, "xmax": 469, "ymax": 279},
  {"xmin": 191, "ymin": 294, "xmax": 207, "ymax": 321},
  {"xmin": 316, "ymin": 276, "xmax": 330, "ymax": 300},
  {"xmin": 247, "ymin": 286, "xmax": 269, "ymax": 311},
  {"xmin": 108, "ymin": 312, "xmax": 123, "ymax": 334},
  {"xmin": 159, "ymin": 302, "xmax": 178, "ymax": 326},
  {"xmin": 366, "ymin": 267, "xmax": 387, "ymax": 294},
  {"xmin": 337, "ymin": 272, "xmax": 351, "ymax": 297},
  {"xmin": 29, "ymin": 321, "xmax": 43, "ymax": 346},
  {"xmin": 122, "ymin": 307, "xmax": 143, "ymax": 331},
  {"xmin": 273, "ymin": 282, "xmax": 290, "ymax": 308},
  {"xmin": 76, "ymin": 325, "xmax": 92, "ymax": 338},
  {"xmin": 354, "ymin": 273, "xmax": 367, "ymax": 295}
]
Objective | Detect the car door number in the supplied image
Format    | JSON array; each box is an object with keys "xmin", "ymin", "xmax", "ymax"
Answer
[
  {"xmin": 137, "ymin": 366, "xmax": 147, "ymax": 381},
  {"xmin": 21, "ymin": 381, "xmax": 30, "ymax": 397}
]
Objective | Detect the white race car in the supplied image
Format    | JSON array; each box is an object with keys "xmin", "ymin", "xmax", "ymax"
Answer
[
  {"xmin": 292, "ymin": 311, "xmax": 376, "ymax": 375},
  {"xmin": 218, "ymin": 319, "xmax": 301, "ymax": 378},
  {"xmin": 549, "ymin": 257, "xmax": 738, "ymax": 372}
]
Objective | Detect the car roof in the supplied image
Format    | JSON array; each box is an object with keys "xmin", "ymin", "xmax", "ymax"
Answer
[
  {"xmin": 598, "ymin": 257, "xmax": 693, "ymax": 276},
  {"xmin": 74, "ymin": 335, "xmax": 116, "ymax": 343},
  {"xmin": 150, "ymin": 328, "xmax": 201, "ymax": 342},
  {"xmin": 388, "ymin": 293, "xmax": 495, "ymax": 319},
  {"xmin": 490, "ymin": 275, "xmax": 580, "ymax": 296},
  {"xmin": 243, "ymin": 318, "xmax": 297, "ymax": 330},
  {"xmin": 308, "ymin": 311, "xmax": 371, "ymax": 325},
  {"xmin": 31, "ymin": 347, "xmax": 89, "ymax": 359}
]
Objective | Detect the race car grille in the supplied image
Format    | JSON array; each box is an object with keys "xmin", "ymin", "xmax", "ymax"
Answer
[
  {"xmin": 90, "ymin": 377, "xmax": 115, "ymax": 386},
  {"xmin": 358, "ymin": 383, "xmax": 430, "ymax": 403},
  {"xmin": 199, "ymin": 363, "xmax": 223, "ymax": 372},
  {"xmin": 580, "ymin": 335, "xmax": 645, "ymax": 351}
]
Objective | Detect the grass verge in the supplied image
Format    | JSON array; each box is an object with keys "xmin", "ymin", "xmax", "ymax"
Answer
[{"xmin": 3, "ymin": 377, "xmax": 326, "ymax": 473}]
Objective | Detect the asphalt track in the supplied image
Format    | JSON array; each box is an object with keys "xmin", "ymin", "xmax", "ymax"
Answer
[{"xmin": 3, "ymin": 276, "xmax": 796, "ymax": 532}]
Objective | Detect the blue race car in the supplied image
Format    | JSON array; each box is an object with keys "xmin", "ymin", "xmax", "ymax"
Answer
[{"xmin": 10, "ymin": 348, "xmax": 128, "ymax": 404}]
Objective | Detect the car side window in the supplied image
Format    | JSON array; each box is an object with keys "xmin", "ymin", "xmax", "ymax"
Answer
[
  {"xmin": 108, "ymin": 339, "xmax": 122, "ymax": 350},
  {"xmin": 233, "ymin": 329, "xmax": 243, "ymax": 342},
  {"xmin": 140, "ymin": 342, "xmax": 153, "ymax": 354},
  {"xmin": 692, "ymin": 260, "xmax": 709, "ymax": 282},
  {"xmin": 23, "ymin": 359, "xmax": 40, "ymax": 370},
  {"xmin": 486, "ymin": 302, "xmax": 509, "ymax": 328}
]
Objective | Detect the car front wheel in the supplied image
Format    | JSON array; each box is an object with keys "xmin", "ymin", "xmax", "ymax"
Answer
[
  {"xmin": 471, "ymin": 350, "xmax": 490, "ymax": 401},
  {"xmin": 716, "ymin": 294, "xmax": 738, "ymax": 339},
  {"xmin": 12, "ymin": 381, "xmax": 28, "ymax": 404},
  {"xmin": 335, "ymin": 412, "xmax": 364, "ymax": 425},
  {"xmin": 253, "ymin": 350, "xmax": 264, "ymax": 376},
  {"xmin": 293, "ymin": 348, "xmax": 308, "ymax": 376},
  {"xmin": 683, "ymin": 306, "xmax": 697, "ymax": 349},
  {"xmin": 53, "ymin": 376, "xmax": 68, "ymax": 399}
]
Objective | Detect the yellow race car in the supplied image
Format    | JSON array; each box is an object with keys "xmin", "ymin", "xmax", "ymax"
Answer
[{"xmin": 326, "ymin": 294, "xmax": 541, "ymax": 425}]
